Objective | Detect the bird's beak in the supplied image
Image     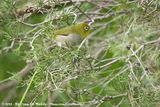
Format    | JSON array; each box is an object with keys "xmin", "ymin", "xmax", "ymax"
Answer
[
  {"xmin": 90, "ymin": 27, "xmax": 96, "ymax": 30},
  {"xmin": 90, "ymin": 27, "xmax": 96, "ymax": 32}
]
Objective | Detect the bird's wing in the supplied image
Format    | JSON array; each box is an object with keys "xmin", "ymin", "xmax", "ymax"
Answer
[{"xmin": 54, "ymin": 26, "xmax": 73, "ymax": 36}]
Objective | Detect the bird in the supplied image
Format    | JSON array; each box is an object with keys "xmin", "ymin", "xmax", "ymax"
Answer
[{"xmin": 53, "ymin": 22, "xmax": 91, "ymax": 47}]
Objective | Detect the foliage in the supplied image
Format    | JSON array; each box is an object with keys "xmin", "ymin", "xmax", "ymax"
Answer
[{"xmin": 0, "ymin": 0, "xmax": 160, "ymax": 107}]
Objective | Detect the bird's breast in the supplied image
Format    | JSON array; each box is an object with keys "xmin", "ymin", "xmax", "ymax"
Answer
[{"xmin": 55, "ymin": 33, "xmax": 83, "ymax": 47}]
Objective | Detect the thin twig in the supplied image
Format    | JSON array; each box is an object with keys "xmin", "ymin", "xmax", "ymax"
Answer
[
  {"xmin": 129, "ymin": 47, "xmax": 148, "ymax": 80},
  {"xmin": 87, "ymin": 93, "xmax": 127, "ymax": 106},
  {"xmin": 1, "ymin": 39, "xmax": 15, "ymax": 53},
  {"xmin": 69, "ymin": 0, "xmax": 93, "ymax": 23},
  {"xmin": 127, "ymin": 57, "xmax": 140, "ymax": 84}
]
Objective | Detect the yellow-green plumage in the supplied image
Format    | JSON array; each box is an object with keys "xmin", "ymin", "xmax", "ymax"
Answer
[{"xmin": 53, "ymin": 23, "xmax": 91, "ymax": 46}]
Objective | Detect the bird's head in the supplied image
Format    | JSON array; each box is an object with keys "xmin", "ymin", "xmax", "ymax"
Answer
[{"xmin": 72, "ymin": 22, "xmax": 91, "ymax": 38}]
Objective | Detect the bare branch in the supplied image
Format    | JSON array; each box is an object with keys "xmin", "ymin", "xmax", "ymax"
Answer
[
  {"xmin": 0, "ymin": 60, "xmax": 37, "ymax": 92},
  {"xmin": 47, "ymin": 81, "xmax": 53, "ymax": 107}
]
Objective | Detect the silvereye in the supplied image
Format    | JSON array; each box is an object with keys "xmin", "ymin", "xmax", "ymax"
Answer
[{"xmin": 53, "ymin": 22, "xmax": 91, "ymax": 46}]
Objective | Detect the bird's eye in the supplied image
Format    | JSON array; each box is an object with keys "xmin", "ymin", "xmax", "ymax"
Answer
[{"xmin": 84, "ymin": 26, "xmax": 89, "ymax": 31}]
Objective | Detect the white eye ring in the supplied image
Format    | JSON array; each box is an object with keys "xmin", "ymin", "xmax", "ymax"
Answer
[{"xmin": 84, "ymin": 26, "xmax": 89, "ymax": 31}]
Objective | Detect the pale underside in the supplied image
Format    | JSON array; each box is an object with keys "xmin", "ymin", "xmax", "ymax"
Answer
[{"xmin": 55, "ymin": 33, "xmax": 83, "ymax": 47}]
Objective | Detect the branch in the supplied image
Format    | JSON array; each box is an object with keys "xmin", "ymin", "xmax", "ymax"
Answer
[
  {"xmin": 47, "ymin": 81, "xmax": 53, "ymax": 107},
  {"xmin": 0, "ymin": 60, "xmax": 37, "ymax": 92},
  {"xmin": 69, "ymin": 0, "xmax": 93, "ymax": 22},
  {"xmin": 144, "ymin": 38, "xmax": 160, "ymax": 46},
  {"xmin": 0, "ymin": 39, "xmax": 15, "ymax": 53},
  {"xmin": 88, "ymin": 93, "xmax": 127, "ymax": 106}
]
